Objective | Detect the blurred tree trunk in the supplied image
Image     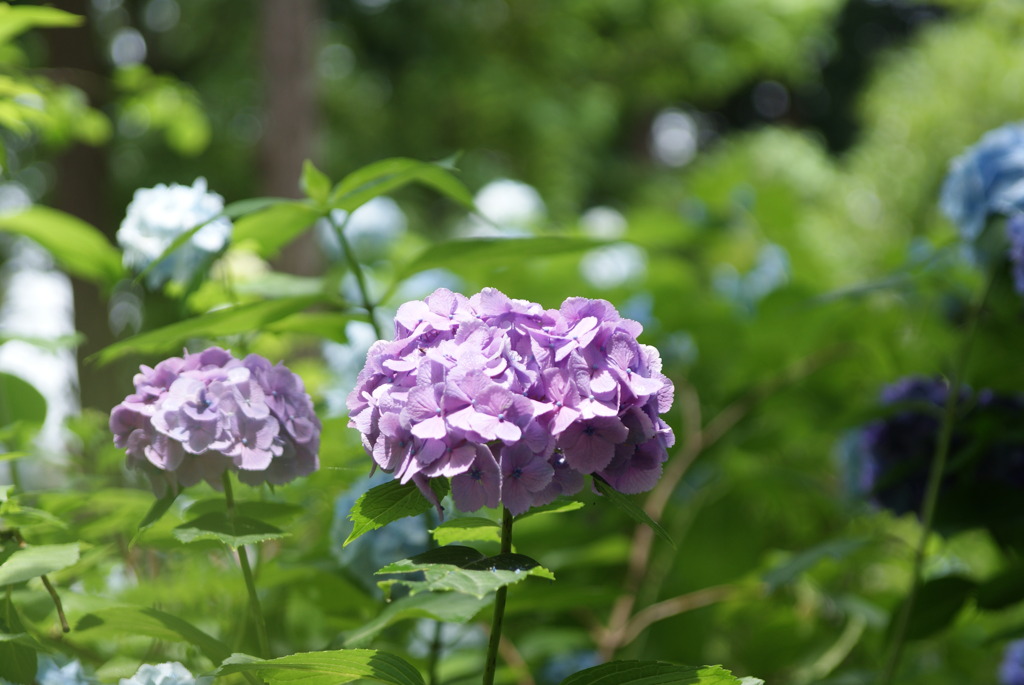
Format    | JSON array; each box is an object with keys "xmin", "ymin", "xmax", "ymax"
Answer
[
  {"xmin": 261, "ymin": 0, "xmax": 324, "ymax": 276},
  {"xmin": 42, "ymin": 0, "xmax": 123, "ymax": 414}
]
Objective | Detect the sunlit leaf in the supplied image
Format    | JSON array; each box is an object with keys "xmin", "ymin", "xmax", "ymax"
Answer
[
  {"xmin": 376, "ymin": 545, "xmax": 555, "ymax": 599},
  {"xmin": 232, "ymin": 201, "xmax": 323, "ymax": 259},
  {"xmin": 0, "ymin": 543, "xmax": 78, "ymax": 587},
  {"xmin": 559, "ymin": 661, "xmax": 747, "ymax": 685},
  {"xmin": 592, "ymin": 476, "xmax": 674, "ymax": 548},
  {"xmin": 216, "ymin": 649, "xmax": 426, "ymax": 685},
  {"xmin": 516, "ymin": 498, "xmax": 586, "ymax": 520},
  {"xmin": 0, "ymin": 206, "xmax": 124, "ymax": 287},
  {"xmin": 0, "ymin": 373, "xmax": 46, "ymax": 428},
  {"xmin": 130, "ymin": 489, "xmax": 179, "ymax": 546},
  {"xmin": 90, "ymin": 295, "xmax": 326, "ymax": 365},
  {"xmin": 173, "ymin": 512, "xmax": 288, "ymax": 548},
  {"xmin": 75, "ymin": 606, "xmax": 231, "ymax": 664},
  {"xmin": 302, "ymin": 160, "xmax": 332, "ymax": 206},
  {"xmin": 431, "ymin": 517, "xmax": 501, "ymax": 546},
  {"xmin": 329, "ymin": 157, "xmax": 473, "ymax": 213},
  {"xmin": 0, "ymin": 3, "xmax": 82, "ymax": 46},
  {"xmin": 345, "ymin": 478, "xmax": 449, "ymax": 546}
]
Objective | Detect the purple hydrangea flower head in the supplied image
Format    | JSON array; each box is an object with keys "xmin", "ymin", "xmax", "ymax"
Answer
[
  {"xmin": 110, "ymin": 347, "xmax": 320, "ymax": 494},
  {"xmin": 1002, "ymin": 639, "xmax": 1024, "ymax": 685},
  {"xmin": 347, "ymin": 287, "xmax": 675, "ymax": 516},
  {"xmin": 941, "ymin": 123, "xmax": 1024, "ymax": 242}
]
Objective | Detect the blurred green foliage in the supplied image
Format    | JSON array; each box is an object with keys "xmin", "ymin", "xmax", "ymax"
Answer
[{"xmin": 3, "ymin": 1, "xmax": 1024, "ymax": 684}]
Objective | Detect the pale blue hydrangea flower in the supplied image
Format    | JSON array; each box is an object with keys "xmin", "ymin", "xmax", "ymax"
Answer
[
  {"xmin": 0, "ymin": 655, "xmax": 95, "ymax": 685},
  {"xmin": 116, "ymin": 177, "xmax": 232, "ymax": 287},
  {"xmin": 713, "ymin": 243, "xmax": 790, "ymax": 311},
  {"xmin": 940, "ymin": 123, "xmax": 1024, "ymax": 242},
  {"xmin": 119, "ymin": 662, "xmax": 208, "ymax": 685}
]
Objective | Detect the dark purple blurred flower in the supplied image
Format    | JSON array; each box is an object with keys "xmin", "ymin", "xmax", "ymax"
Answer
[
  {"xmin": 855, "ymin": 376, "xmax": 1024, "ymax": 523},
  {"xmin": 111, "ymin": 347, "xmax": 320, "ymax": 494},
  {"xmin": 347, "ymin": 288, "xmax": 675, "ymax": 516}
]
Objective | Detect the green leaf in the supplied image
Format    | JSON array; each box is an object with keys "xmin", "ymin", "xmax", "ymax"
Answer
[
  {"xmin": 0, "ymin": 543, "xmax": 78, "ymax": 587},
  {"xmin": 329, "ymin": 157, "xmax": 473, "ymax": 214},
  {"xmin": 376, "ymin": 545, "xmax": 555, "ymax": 599},
  {"xmin": 75, "ymin": 606, "xmax": 231, "ymax": 664},
  {"xmin": 130, "ymin": 489, "xmax": 179, "ymax": 546},
  {"xmin": 0, "ymin": 206, "xmax": 124, "ymax": 288},
  {"xmin": 173, "ymin": 512, "xmax": 288, "ymax": 548},
  {"xmin": 345, "ymin": 478, "xmax": 449, "ymax": 546},
  {"xmin": 0, "ymin": 3, "xmax": 82, "ymax": 46},
  {"xmin": 232, "ymin": 201, "xmax": 323, "ymax": 259},
  {"xmin": 90, "ymin": 295, "xmax": 325, "ymax": 365},
  {"xmin": 888, "ymin": 575, "xmax": 977, "ymax": 641},
  {"xmin": 301, "ymin": 160, "xmax": 332, "ymax": 206},
  {"xmin": 592, "ymin": 476, "xmax": 675, "ymax": 548},
  {"xmin": 185, "ymin": 498, "xmax": 303, "ymax": 527},
  {"xmin": 342, "ymin": 592, "xmax": 489, "ymax": 647},
  {"xmin": 0, "ymin": 372, "xmax": 46, "ymax": 428},
  {"xmin": 515, "ymin": 498, "xmax": 586, "ymax": 520},
  {"xmin": 559, "ymin": 661, "xmax": 745, "ymax": 685},
  {"xmin": 431, "ymin": 517, "xmax": 501, "ymax": 546},
  {"xmin": 762, "ymin": 538, "xmax": 869, "ymax": 591},
  {"xmin": 977, "ymin": 563, "xmax": 1024, "ymax": 610},
  {"xmin": 265, "ymin": 312, "xmax": 354, "ymax": 342},
  {"xmin": 216, "ymin": 649, "xmax": 426, "ymax": 685},
  {"xmin": 223, "ymin": 197, "xmax": 288, "ymax": 219},
  {"xmin": 0, "ymin": 593, "xmax": 37, "ymax": 685},
  {"xmin": 394, "ymin": 236, "xmax": 606, "ymax": 283}
]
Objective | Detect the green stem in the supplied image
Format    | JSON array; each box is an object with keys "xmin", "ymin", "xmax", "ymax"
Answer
[
  {"xmin": 327, "ymin": 211, "xmax": 384, "ymax": 340},
  {"xmin": 482, "ymin": 508, "xmax": 514, "ymax": 685},
  {"xmin": 879, "ymin": 270, "xmax": 996, "ymax": 684},
  {"xmin": 223, "ymin": 473, "xmax": 271, "ymax": 659}
]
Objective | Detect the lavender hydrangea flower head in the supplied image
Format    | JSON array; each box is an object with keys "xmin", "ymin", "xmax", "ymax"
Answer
[
  {"xmin": 119, "ymin": 662, "xmax": 208, "ymax": 685},
  {"xmin": 941, "ymin": 122, "xmax": 1024, "ymax": 242},
  {"xmin": 110, "ymin": 347, "xmax": 320, "ymax": 494},
  {"xmin": 346, "ymin": 287, "xmax": 675, "ymax": 516},
  {"xmin": 116, "ymin": 178, "xmax": 232, "ymax": 288}
]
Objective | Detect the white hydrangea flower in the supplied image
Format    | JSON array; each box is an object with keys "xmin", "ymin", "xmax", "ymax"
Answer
[
  {"xmin": 117, "ymin": 177, "xmax": 232, "ymax": 287},
  {"xmin": 119, "ymin": 662, "xmax": 206, "ymax": 685}
]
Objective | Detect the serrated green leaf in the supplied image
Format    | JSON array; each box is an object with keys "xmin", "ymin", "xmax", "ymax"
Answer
[
  {"xmin": 888, "ymin": 575, "xmax": 976, "ymax": 641},
  {"xmin": 377, "ymin": 546, "xmax": 554, "ymax": 599},
  {"xmin": 90, "ymin": 295, "xmax": 325, "ymax": 365},
  {"xmin": 75, "ymin": 606, "xmax": 231, "ymax": 664},
  {"xmin": 394, "ymin": 236, "xmax": 606, "ymax": 283},
  {"xmin": 0, "ymin": 206, "xmax": 124, "ymax": 288},
  {"xmin": 173, "ymin": 512, "xmax": 288, "ymax": 548},
  {"xmin": 216, "ymin": 649, "xmax": 426, "ymax": 685},
  {"xmin": 559, "ymin": 661, "xmax": 744, "ymax": 685},
  {"xmin": 301, "ymin": 160, "xmax": 332, "ymax": 205},
  {"xmin": 232, "ymin": 201, "xmax": 323, "ymax": 259},
  {"xmin": 0, "ymin": 543, "xmax": 78, "ymax": 587},
  {"xmin": 431, "ymin": 517, "xmax": 501, "ymax": 546},
  {"xmin": 345, "ymin": 478, "xmax": 449, "ymax": 546},
  {"xmin": 329, "ymin": 157, "xmax": 473, "ymax": 213},
  {"xmin": 342, "ymin": 592, "xmax": 489, "ymax": 648},
  {"xmin": 592, "ymin": 476, "xmax": 674, "ymax": 548}
]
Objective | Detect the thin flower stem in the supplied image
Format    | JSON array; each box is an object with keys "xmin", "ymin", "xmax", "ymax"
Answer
[
  {"xmin": 879, "ymin": 269, "xmax": 996, "ymax": 684},
  {"xmin": 327, "ymin": 211, "xmax": 384, "ymax": 341},
  {"xmin": 223, "ymin": 473, "xmax": 271, "ymax": 659},
  {"xmin": 483, "ymin": 507, "xmax": 514, "ymax": 685}
]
